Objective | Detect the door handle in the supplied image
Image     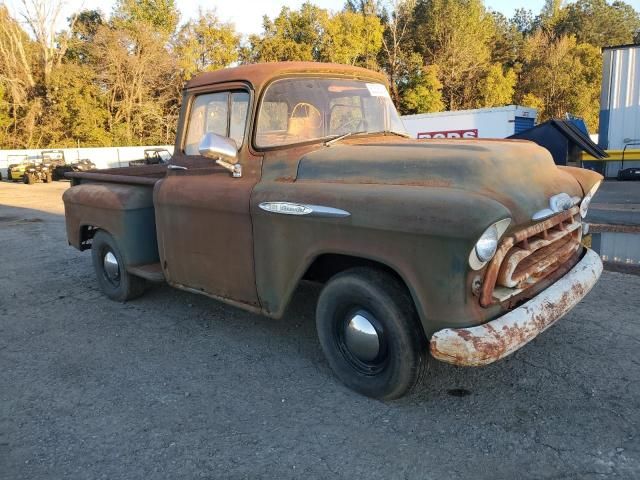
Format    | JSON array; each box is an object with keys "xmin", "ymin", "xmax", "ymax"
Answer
[{"xmin": 168, "ymin": 164, "xmax": 188, "ymax": 171}]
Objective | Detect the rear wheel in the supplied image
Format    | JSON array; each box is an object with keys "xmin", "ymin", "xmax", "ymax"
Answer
[
  {"xmin": 315, "ymin": 267, "xmax": 427, "ymax": 400},
  {"xmin": 24, "ymin": 173, "xmax": 34, "ymax": 185},
  {"xmin": 91, "ymin": 230, "xmax": 146, "ymax": 302}
]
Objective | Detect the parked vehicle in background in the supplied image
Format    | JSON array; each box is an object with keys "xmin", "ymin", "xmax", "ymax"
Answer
[
  {"xmin": 23, "ymin": 159, "xmax": 52, "ymax": 184},
  {"xmin": 63, "ymin": 62, "xmax": 603, "ymax": 400},
  {"xmin": 41, "ymin": 150, "xmax": 66, "ymax": 180},
  {"xmin": 7, "ymin": 154, "xmax": 30, "ymax": 182},
  {"xmin": 54, "ymin": 159, "xmax": 97, "ymax": 179},
  {"xmin": 128, "ymin": 148, "xmax": 172, "ymax": 167},
  {"xmin": 617, "ymin": 167, "xmax": 640, "ymax": 180},
  {"xmin": 7, "ymin": 155, "xmax": 52, "ymax": 185}
]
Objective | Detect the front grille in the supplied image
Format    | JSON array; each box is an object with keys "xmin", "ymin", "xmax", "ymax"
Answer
[{"xmin": 480, "ymin": 206, "xmax": 582, "ymax": 307}]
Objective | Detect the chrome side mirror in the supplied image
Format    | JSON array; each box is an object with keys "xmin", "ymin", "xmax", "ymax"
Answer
[{"xmin": 198, "ymin": 132, "xmax": 241, "ymax": 178}]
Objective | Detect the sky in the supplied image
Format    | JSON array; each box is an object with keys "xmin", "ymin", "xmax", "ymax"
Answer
[{"xmin": 2, "ymin": 0, "xmax": 640, "ymax": 36}]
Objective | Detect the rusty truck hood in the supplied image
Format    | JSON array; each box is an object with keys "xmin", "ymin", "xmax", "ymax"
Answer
[{"xmin": 294, "ymin": 139, "xmax": 583, "ymax": 225}]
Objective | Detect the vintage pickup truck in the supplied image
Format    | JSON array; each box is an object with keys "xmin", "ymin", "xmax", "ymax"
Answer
[{"xmin": 63, "ymin": 62, "xmax": 603, "ymax": 399}]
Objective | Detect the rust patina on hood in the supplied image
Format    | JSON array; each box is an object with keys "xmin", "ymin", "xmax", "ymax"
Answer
[{"xmin": 294, "ymin": 138, "xmax": 585, "ymax": 225}]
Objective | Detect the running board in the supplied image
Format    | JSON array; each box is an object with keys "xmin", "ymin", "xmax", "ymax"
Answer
[{"xmin": 127, "ymin": 263, "xmax": 165, "ymax": 283}]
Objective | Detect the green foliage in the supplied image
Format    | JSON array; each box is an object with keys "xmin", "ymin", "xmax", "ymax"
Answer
[
  {"xmin": 0, "ymin": 84, "xmax": 12, "ymax": 146},
  {"xmin": 480, "ymin": 64, "xmax": 516, "ymax": 107},
  {"xmin": 516, "ymin": 32, "xmax": 602, "ymax": 130},
  {"xmin": 556, "ymin": 0, "xmax": 640, "ymax": 46},
  {"xmin": 247, "ymin": 2, "xmax": 383, "ymax": 68},
  {"xmin": 399, "ymin": 63, "xmax": 445, "ymax": 114},
  {"xmin": 65, "ymin": 10, "xmax": 104, "ymax": 64},
  {"xmin": 322, "ymin": 9, "xmax": 384, "ymax": 67},
  {"xmin": 410, "ymin": 0, "xmax": 497, "ymax": 110},
  {"xmin": 175, "ymin": 9, "xmax": 240, "ymax": 80},
  {"xmin": 37, "ymin": 64, "xmax": 111, "ymax": 147},
  {"xmin": 247, "ymin": 3, "xmax": 328, "ymax": 63},
  {"xmin": 1, "ymin": 0, "xmax": 639, "ymax": 148},
  {"xmin": 113, "ymin": 0, "xmax": 179, "ymax": 36}
]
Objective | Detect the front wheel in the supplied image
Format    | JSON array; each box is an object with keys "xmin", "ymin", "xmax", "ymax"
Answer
[
  {"xmin": 91, "ymin": 230, "xmax": 146, "ymax": 302},
  {"xmin": 316, "ymin": 268, "xmax": 427, "ymax": 400}
]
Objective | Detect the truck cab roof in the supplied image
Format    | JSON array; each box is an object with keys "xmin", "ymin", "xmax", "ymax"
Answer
[{"xmin": 185, "ymin": 62, "xmax": 388, "ymax": 91}]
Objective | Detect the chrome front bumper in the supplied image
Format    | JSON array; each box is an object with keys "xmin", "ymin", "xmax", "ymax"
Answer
[{"xmin": 430, "ymin": 248, "xmax": 603, "ymax": 366}]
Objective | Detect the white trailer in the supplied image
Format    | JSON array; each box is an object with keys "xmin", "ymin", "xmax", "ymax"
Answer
[{"xmin": 401, "ymin": 105, "xmax": 537, "ymax": 140}]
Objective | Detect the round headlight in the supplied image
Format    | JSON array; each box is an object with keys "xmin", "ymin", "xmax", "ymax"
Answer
[
  {"xmin": 579, "ymin": 181, "xmax": 601, "ymax": 218},
  {"xmin": 469, "ymin": 218, "xmax": 512, "ymax": 270},
  {"xmin": 475, "ymin": 224, "xmax": 499, "ymax": 262}
]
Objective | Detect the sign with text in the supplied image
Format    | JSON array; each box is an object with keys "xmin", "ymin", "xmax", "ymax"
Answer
[{"xmin": 417, "ymin": 129, "xmax": 478, "ymax": 139}]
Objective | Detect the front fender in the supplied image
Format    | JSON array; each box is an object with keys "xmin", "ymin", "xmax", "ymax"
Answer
[
  {"xmin": 251, "ymin": 181, "xmax": 512, "ymax": 334},
  {"xmin": 558, "ymin": 166, "xmax": 603, "ymax": 195}
]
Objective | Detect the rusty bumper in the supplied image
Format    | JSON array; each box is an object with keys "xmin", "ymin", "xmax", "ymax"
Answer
[{"xmin": 430, "ymin": 248, "xmax": 603, "ymax": 366}]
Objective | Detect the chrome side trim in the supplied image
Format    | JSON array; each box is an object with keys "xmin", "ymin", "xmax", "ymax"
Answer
[{"xmin": 259, "ymin": 202, "xmax": 350, "ymax": 218}]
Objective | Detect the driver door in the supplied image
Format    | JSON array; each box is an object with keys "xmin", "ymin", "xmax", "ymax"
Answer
[{"xmin": 154, "ymin": 87, "xmax": 262, "ymax": 308}]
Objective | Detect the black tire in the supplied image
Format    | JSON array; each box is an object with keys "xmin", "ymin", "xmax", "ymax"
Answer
[
  {"xmin": 24, "ymin": 173, "xmax": 34, "ymax": 185},
  {"xmin": 316, "ymin": 267, "xmax": 427, "ymax": 400},
  {"xmin": 91, "ymin": 230, "xmax": 146, "ymax": 302}
]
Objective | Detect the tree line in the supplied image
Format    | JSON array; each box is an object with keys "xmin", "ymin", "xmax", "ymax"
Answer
[{"xmin": 1, "ymin": 0, "xmax": 638, "ymax": 149}]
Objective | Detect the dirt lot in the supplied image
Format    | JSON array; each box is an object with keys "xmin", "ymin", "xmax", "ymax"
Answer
[{"xmin": 1, "ymin": 181, "xmax": 639, "ymax": 479}]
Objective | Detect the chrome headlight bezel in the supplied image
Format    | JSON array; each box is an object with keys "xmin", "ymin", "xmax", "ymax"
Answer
[
  {"xmin": 469, "ymin": 218, "xmax": 512, "ymax": 271},
  {"xmin": 579, "ymin": 181, "xmax": 601, "ymax": 218}
]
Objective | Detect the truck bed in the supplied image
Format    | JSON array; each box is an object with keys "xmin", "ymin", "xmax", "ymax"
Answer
[{"xmin": 66, "ymin": 164, "xmax": 167, "ymax": 186}]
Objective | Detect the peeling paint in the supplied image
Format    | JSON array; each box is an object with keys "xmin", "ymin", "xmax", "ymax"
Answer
[{"xmin": 430, "ymin": 249, "xmax": 603, "ymax": 366}]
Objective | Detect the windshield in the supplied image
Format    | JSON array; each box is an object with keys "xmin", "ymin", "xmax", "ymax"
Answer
[
  {"xmin": 255, "ymin": 78, "xmax": 407, "ymax": 148},
  {"xmin": 8, "ymin": 155, "xmax": 28, "ymax": 164},
  {"xmin": 42, "ymin": 151, "xmax": 63, "ymax": 161},
  {"xmin": 157, "ymin": 150, "xmax": 172, "ymax": 162}
]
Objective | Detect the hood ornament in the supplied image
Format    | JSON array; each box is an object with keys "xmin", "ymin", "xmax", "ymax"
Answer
[{"xmin": 532, "ymin": 193, "xmax": 581, "ymax": 221}]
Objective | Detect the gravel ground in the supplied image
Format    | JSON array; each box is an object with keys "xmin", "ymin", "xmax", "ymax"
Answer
[{"xmin": 1, "ymin": 182, "xmax": 639, "ymax": 479}]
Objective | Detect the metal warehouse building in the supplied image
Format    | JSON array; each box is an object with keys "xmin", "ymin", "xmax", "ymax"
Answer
[{"xmin": 597, "ymin": 43, "xmax": 640, "ymax": 177}]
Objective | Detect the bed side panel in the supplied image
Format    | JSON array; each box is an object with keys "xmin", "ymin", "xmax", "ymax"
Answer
[{"xmin": 62, "ymin": 183, "xmax": 159, "ymax": 266}]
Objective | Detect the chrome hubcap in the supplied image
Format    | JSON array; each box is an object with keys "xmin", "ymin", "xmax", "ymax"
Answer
[
  {"xmin": 344, "ymin": 310, "xmax": 380, "ymax": 362},
  {"xmin": 103, "ymin": 251, "xmax": 120, "ymax": 282}
]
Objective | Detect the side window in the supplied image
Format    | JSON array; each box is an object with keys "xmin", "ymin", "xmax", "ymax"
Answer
[
  {"xmin": 184, "ymin": 91, "xmax": 250, "ymax": 156},
  {"xmin": 229, "ymin": 92, "xmax": 250, "ymax": 146}
]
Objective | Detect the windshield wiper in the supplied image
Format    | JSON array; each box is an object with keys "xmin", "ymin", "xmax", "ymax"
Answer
[
  {"xmin": 325, "ymin": 129, "xmax": 410, "ymax": 147},
  {"xmin": 325, "ymin": 131, "xmax": 365, "ymax": 147},
  {"xmin": 367, "ymin": 130, "xmax": 411, "ymax": 139}
]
